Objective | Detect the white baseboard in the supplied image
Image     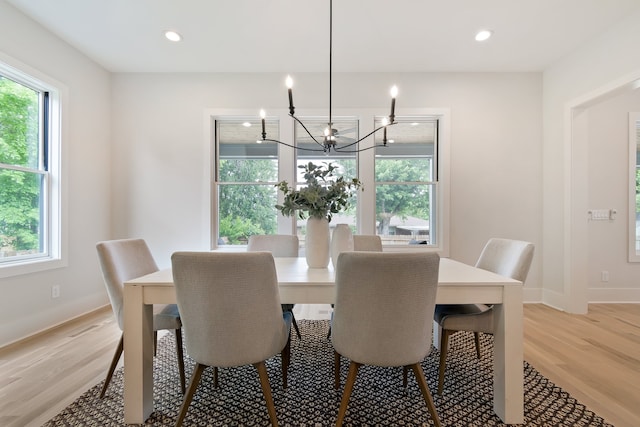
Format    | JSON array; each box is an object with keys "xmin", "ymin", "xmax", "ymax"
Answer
[{"xmin": 588, "ymin": 287, "xmax": 640, "ymax": 303}]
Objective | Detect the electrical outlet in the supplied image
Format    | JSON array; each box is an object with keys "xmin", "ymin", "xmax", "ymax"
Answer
[
  {"xmin": 601, "ymin": 271, "xmax": 609, "ymax": 282},
  {"xmin": 51, "ymin": 285, "xmax": 60, "ymax": 298}
]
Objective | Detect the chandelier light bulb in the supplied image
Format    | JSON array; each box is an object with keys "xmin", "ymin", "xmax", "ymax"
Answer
[
  {"xmin": 389, "ymin": 86, "xmax": 398, "ymax": 124},
  {"xmin": 259, "ymin": 109, "xmax": 266, "ymax": 140},
  {"xmin": 286, "ymin": 76, "xmax": 295, "ymax": 115}
]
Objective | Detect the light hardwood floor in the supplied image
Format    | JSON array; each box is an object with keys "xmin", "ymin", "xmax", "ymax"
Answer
[
  {"xmin": 523, "ymin": 303, "xmax": 640, "ymax": 427},
  {"xmin": 0, "ymin": 303, "xmax": 638, "ymax": 427}
]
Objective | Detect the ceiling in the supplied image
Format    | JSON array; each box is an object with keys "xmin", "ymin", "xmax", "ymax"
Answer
[{"xmin": 6, "ymin": 0, "xmax": 640, "ymax": 73}]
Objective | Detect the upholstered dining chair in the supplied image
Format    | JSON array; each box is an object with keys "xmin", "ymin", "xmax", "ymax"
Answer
[
  {"xmin": 247, "ymin": 234, "xmax": 301, "ymax": 340},
  {"xmin": 171, "ymin": 251, "xmax": 292, "ymax": 427},
  {"xmin": 331, "ymin": 251, "xmax": 442, "ymax": 427},
  {"xmin": 434, "ymin": 237, "xmax": 534, "ymax": 394},
  {"xmin": 96, "ymin": 238, "xmax": 186, "ymax": 397},
  {"xmin": 352, "ymin": 234, "xmax": 383, "ymax": 252},
  {"xmin": 326, "ymin": 235, "xmax": 382, "ymax": 339}
]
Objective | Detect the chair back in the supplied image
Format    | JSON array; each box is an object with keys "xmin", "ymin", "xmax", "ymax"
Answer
[
  {"xmin": 352, "ymin": 235, "xmax": 382, "ymax": 252},
  {"xmin": 171, "ymin": 251, "xmax": 289, "ymax": 367},
  {"xmin": 331, "ymin": 251, "xmax": 440, "ymax": 367},
  {"xmin": 475, "ymin": 238, "xmax": 534, "ymax": 282},
  {"xmin": 96, "ymin": 239, "xmax": 159, "ymax": 330},
  {"xmin": 247, "ymin": 234, "xmax": 299, "ymax": 257}
]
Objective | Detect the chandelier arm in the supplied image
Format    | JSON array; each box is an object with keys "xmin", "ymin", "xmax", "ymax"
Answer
[
  {"xmin": 262, "ymin": 139, "xmax": 327, "ymax": 152},
  {"xmin": 334, "ymin": 143, "xmax": 387, "ymax": 153},
  {"xmin": 290, "ymin": 114, "xmax": 326, "ymax": 148},
  {"xmin": 337, "ymin": 122, "xmax": 398, "ymax": 150}
]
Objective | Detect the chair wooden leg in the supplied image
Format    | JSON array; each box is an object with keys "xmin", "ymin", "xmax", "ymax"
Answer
[
  {"xmin": 438, "ymin": 329, "xmax": 452, "ymax": 395},
  {"xmin": 411, "ymin": 363, "xmax": 442, "ymax": 427},
  {"xmin": 175, "ymin": 328, "xmax": 186, "ymax": 394},
  {"xmin": 175, "ymin": 362, "xmax": 205, "ymax": 427},
  {"xmin": 402, "ymin": 366, "xmax": 409, "ymax": 388},
  {"xmin": 154, "ymin": 331, "xmax": 158, "ymax": 356},
  {"xmin": 254, "ymin": 361, "xmax": 279, "ymax": 427},
  {"xmin": 99, "ymin": 333, "xmax": 124, "ymax": 398},
  {"xmin": 327, "ymin": 325, "xmax": 332, "ymax": 339},
  {"xmin": 291, "ymin": 313, "xmax": 302, "ymax": 340},
  {"xmin": 336, "ymin": 361, "xmax": 361, "ymax": 427},
  {"xmin": 334, "ymin": 350, "xmax": 341, "ymax": 390},
  {"xmin": 281, "ymin": 334, "xmax": 291, "ymax": 389},
  {"xmin": 474, "ymin": 332, "xmax": 482, "ymax": 359},
  {"xmin": 213, "ymin": 367, "xmax": 219, "ymax": 388}
]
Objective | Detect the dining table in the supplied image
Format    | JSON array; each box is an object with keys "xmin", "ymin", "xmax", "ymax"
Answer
[{"xmin": 123, "ymin": 256, "xmax": 523, "ymax": 424}]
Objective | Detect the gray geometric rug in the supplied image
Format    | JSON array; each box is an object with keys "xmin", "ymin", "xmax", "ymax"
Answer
[{"xmin": 43, "ymin": 320, "xmax": 613, "ymax": 426}]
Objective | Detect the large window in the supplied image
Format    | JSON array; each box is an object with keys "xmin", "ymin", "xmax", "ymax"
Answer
[
  {"xmin": 374, "ymin": 118, "xmax": 438, "ymax": 246},
  {"xmin": 295, "ymin": 117, "xmax": 358, "ymax": 241},
  {"xmin": 0, "ymin": 61, "xmax": 61, "ymax": 273},
  {"xmin": 212, "ymin": 109, "xmax": 448, "ymax": 252},
  {"xmin": 215, "ymin": 118, "xmax": 279, "ymax": 245}
]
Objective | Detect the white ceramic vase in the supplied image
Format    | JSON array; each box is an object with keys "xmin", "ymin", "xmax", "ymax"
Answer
[
  {"xmin": 331, "ymin": 223, "xmax": 354, "ymax": 269},
  {"xmin": 305, "ymin": 217, "xmax": 330, "ymax": 268}
]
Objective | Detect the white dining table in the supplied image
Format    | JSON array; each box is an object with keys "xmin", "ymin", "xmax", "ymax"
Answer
[{"xmin": 123, "ymin": 256, "xmax": 523, "ymax": 424}]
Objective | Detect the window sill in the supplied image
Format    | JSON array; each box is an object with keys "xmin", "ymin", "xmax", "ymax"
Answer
[{"xmin": 0, "ymin": 257, "xmax": 66, "ymax": 279}]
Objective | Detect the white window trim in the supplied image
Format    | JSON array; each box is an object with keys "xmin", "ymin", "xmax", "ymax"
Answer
[
  {"xmin": 628, "ymin": 112, "xmax": 640, "ymax": 262},
  {"xmin": 0, "ymin": 52, "xmax": 67, "ymax": 278}
]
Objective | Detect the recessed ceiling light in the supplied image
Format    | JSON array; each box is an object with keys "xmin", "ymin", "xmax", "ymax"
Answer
[
  {"xmin": 164, "ymin": 30, "xmax": 182, "ymax": 42},
  {"xmin": 475, "ymin": 30, "xmax": 493, "ymax": 42}
]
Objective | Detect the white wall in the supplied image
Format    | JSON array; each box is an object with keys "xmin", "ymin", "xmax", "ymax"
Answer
[
  {"xmin": 1, "ymin": 3, "xmax": 549, "ymax": 346},
  {"xmin": 111, "ymin": 72, "xmax": 543, "ymax": 297},
  {"xmin": 543, "ymin": 7, "xmax": 640, "ymax": 311},
  {"xmin": 587, "ymin": 90, "xmax": 640, "ymax": 301},
  {"xmin": 0, "ymin": 2, "xmax": 112, "ymax": 347}
]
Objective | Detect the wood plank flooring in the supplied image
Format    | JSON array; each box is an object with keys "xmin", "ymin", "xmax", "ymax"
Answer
[
  {"xmin": 523, "ymin": 303, "xmax": 640, "ymax": 427},
  {"xmin": 0, "ymin": 303, "xmax": 638, "ymax": 427}
]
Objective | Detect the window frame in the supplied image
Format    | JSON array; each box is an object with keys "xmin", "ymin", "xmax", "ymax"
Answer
[
  {"xmin": 214, "ymin": 116, "xmax": 281, "ymax": 245},
  {"xmin": 628, "ymin": 112, "xmax": 640, "ymax": 262},
  {"xmin": 209, "ymin": 107, "xmax": 450, "ymax": 256},
  {"xmin": 0, "ymin": 54, "xmax": 65, "ymax": 278},
  {"xmin": 372, "ymin": 116, "xmax": 439, "ymax": 247}
]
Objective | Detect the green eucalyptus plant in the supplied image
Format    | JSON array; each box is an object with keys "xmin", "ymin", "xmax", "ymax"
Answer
[{"xmin": 275, "ymin": 162, "xmax": 362, "ymax": 222}]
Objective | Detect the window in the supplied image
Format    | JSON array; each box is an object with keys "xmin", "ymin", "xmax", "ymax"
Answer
[
  {"xmin": 0, "ymin": 59, "xmax": 62, "ymax": 275},
  {"xmin": 374, "ymin": 117, "xmax": 438, "ymax": 246},
  {"xmin": 215, "ymin": 117, "xmax": 280, "ymax": 245},
  {"xmin": 295, "ymin": 117, "xmax": 358, "ymax": 240},
  {"xmin": 212, "ymin": 109, "xmax": 448, "ymax": 253}
]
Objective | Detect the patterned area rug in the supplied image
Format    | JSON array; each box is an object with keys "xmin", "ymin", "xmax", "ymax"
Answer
[{"xmin": 44, "ymin": 320, "xmax": 612, "ymax": 426}]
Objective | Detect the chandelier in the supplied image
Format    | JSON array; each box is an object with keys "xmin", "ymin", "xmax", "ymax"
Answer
[{"xmin": 258, "ymin": 0, "xmax": 398, "ymax": 153}]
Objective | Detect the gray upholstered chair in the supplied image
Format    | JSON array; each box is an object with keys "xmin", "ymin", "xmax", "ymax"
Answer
[
  {"xmin": 434, "ymin": 237, "xmax": 534, "ymax": 394},
  {"xmin": 352, "ymin": 234, "xmax": 383, "ymax": 251},
  {"xmin": 331, "ymin": 252, "xmax": 442, "ymax": 427},
  {"xmin": 171, "ymin": 251, "xmax": 292, "ymax": 427},
  {"xmin": 96, "ymin": 238, "xmax": 186, "ymax": 397},
  {"xmin": 247, "ymin": 234, "xmax": 301, "ymax": 340},
  {"xmin": 327, "ymin": 235, "xmax": 382, "ymax": 339}
]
